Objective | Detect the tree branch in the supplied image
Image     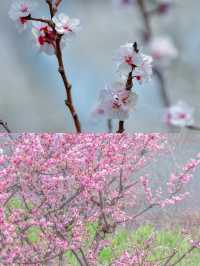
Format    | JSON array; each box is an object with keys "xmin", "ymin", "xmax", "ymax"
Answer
[
  {"xmin": 0, "ymin": 119, "xmax": 11, "ymax": 133},
  {"xmin": 55, "ymin": 35, "xmax": 82, "ymax": 133}
]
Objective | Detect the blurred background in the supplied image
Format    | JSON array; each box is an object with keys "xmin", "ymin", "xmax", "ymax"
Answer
[{"xmin": 0, "ymin": 0, "xmax": 200, "ymax": 132}]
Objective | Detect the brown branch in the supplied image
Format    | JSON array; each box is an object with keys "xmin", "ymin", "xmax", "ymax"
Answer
[
  {"xmin": 107, "ymin": 119, "xmax": 113, "ymax": 133},
  {"xmin": 79, "ymin": 248, "xmax": 90, "ymax": 266},
  {"xmin": 186, "ymin": 125, "xmax": 200, "ymax": 131},
  {"xmin": 117, "ymin": 121, "xmax": 125, "ymax": 133},
  {"xmin": 99, "ymin": 192, "xmax": 109, "ymax": 232},
  {"xmin": 71, "ymin": 250, "xmax": 85, "ymax": 266},
  {"xmin": 45, "ymin": 189, "xmax": 82, "ymax": 216},
  {"xmin": 26, "ymin": 15, "xmax": 52, "ymax": 25},
  {"xmin": 137, "ymin": 0, "xmax": 152, "ymax": 41},
  {"xmin": 162, "ymin": 250, "xmax": 177, "ymax": 266},
  {"xmin": 0, "ymin": 119, "xmax": 11, "ymax": 133},
  {"xmin": 55, "ymin": 35, "xmax": 82, "ymax": 133},
  {"xmin": 55, "ymin": 0, "xmax": 63, "ymax": 8},
  {"xmin": 153, "ymin": 67, "xmax": 171, "ymax": 107},
  {"xmin": 171, "ymin": 246, "xmax": 195, "ymax": 266},
  {"xmin": 46, "ymin": 0, "xmax": 54, "ymax": 18}
]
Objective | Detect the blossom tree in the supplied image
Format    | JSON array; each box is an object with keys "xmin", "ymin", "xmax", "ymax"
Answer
[{"xmin": 0, "ymin": 133, "xmax": 200, "ymax": 265}]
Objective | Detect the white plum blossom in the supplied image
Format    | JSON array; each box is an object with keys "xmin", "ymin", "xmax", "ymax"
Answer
[
  {"xmin": 149, "ymin": 36, "xmax": 178, "ymax": 66},
  {"xmin": 164, "ymin": 101, "xmax": 194, "ymax": 127},
  {"xmin": 52, "ymin": 13, "xmax": 80, "ymax": 37},
  {"xmin": 115, "ymin": 43, "xmax": 142, "ymax": 74},
  {"xmin": 9, "ymin": 0, "xmax": 37, "ymax": 32},
  {"xmin": 32, "ymin": 22, "xmax": 67, "ymax": 55},
  {"xmin": 115, "ymin": 43, "xmax": 153, "ymax": 84},
  {"xmin": 134, "ymin": 54, "xmax": 153, "ymax": 84},
  {"xmin": 94, "ymin": 82, "xmax": 138, "ymax": 120}
]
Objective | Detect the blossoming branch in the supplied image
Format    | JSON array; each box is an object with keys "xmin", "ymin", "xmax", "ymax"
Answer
[
  {"xmin": 8, "ymin": 0, "xmax": 154, "ymax": 133},
  {"xmin": 9, "ymin": 0, "xmax": 81, "ymax": 132}
]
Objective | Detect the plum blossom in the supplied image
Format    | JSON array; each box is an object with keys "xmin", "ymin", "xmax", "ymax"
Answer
[
  {"xmin": 52, "ymin": 13, "xmax": 80, "ymax": 36},
  {"xmin": 190, "ymin": 240, "xmax": 200, "ymax": 249},
  {"xmin": 133, "ymin": 54, "xmax": 153, "ymax": 84},
  {"xmin": 164, "ymin": 101, "xmax": 194, "ymax": 127},
  {"xmin": 94, "ymin": 82, "xmax": 138, "ymax": 120},
  {"xmin": 149, "ymin": 36, "xmax": 178, "ymax": 66},
  {"xmin": 115, "ymin": 43, "xmax": 153, "ymax": 83},
  {"xmin": 32, "ymin": 22, "xmax": 66, "ymax": 55},
  {"xmin": 32, "ymin": 22, "xmax": 56, "ymax": 55},
  {"xmin": 9, "ymin": 0, "xmax": 37, "ymax": 32}
]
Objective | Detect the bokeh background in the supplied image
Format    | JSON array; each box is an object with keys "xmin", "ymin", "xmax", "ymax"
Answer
[{"xmin": 0, "ymin": 0, "xmax": 200, "ymax": 132}]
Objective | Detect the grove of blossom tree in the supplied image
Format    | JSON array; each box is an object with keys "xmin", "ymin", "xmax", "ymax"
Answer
[{"xmin": 0, "ymin": 133, "xmax": 200, "ymax": 265}]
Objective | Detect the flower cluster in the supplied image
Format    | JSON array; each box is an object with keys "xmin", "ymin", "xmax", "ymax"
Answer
[
  {"xmin": 0, "ymin": 133, "xmax": 199, "ymax": 265},
  {"xmin": 164, "ymin": 101, "xmax": 194, "ymax": 127},
  {"xmin": 149, "ymin": 36, "xmax": 178, "ymax": 66},
  {"xmin": 8, "ymin": 0, "xmax": 37, "ymax": 31},
  {"xmin": 9, "ymin": 0, "xmax": 80, "ymax": 55},
  {"xmin": 94, "ymin": 43, "xmax": 153, "ymax": 121}
]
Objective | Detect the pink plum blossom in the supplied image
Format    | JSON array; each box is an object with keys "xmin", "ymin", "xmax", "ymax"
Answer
[
  {"xmin": 32, "ymin": 21, "xmax": 67, "ymax": 55},
  {"xmin": 149, "ymin": 36, "xmax": 178, "ymax": 66},
  {"xmin": 8, "ymin": 0, "xmax": 37, "ymax": 32},
  {"xmin": 94, "ymin": 82, "xmax": 138, "ymax": 120},
  {"xmin": 164, "ymin": 101, "xmax": 194, "ymax": 127},
  {"xmin": 32, "ymin": 22, "xmax": 57, "ymax": 55}
]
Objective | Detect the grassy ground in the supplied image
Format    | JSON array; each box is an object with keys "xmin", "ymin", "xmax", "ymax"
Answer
[{"xmin": 63, "ymin": 224, "xmax": 200, "ymax": 265}]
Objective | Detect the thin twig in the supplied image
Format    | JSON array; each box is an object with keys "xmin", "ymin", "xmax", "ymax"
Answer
[
  {"xmin": 79, "ymin": 248, "xmax": 90, "ymax": 266},
  {"xmin": 26, "ymin": 15, "xmax": 52, "ymax": 25},
  {"xmin": 46, "ymin": 0, "xmax": 54, "ymax": 18},
  {"xmin": 71, "ymin": 250, "xmax": 85, "ymax": 266},
  {"xmin": 0, "ymin": 119, "xmax": 12, "ymax": 133},
  {"xmin": 55, "ymin": 35, "xmax": 82, "ymax": 133},
  {"xmin": 162, "ymin": 250, "xmax": 177, "ymax": 266},
  {"xmin": 107, "ymin": 119, "xmax": 113, "ymax": 133},
  {"xmin": 153, "ymin": 67, "xmax": 171, "ymax": 107},
  {"xmin": 171, "ymin": 246, "xmax": 195, "ymax": 266},
  {"xmin": 137, "ymin": 0, "xmax": 152, "ymax": 41}
]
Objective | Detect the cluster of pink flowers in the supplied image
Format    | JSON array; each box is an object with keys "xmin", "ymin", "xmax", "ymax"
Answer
[
  {"xmin": 0, "ymin": 133, "xmax": 199, "ymax": 264},
  {"xmin": 9, "ymin": 0, "xmax": 80, "ymax": 55}
]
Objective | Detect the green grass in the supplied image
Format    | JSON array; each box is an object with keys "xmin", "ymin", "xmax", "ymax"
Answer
[{"xmin": 63, "ymin": 223, "xmax": 200, "ymax": 265}]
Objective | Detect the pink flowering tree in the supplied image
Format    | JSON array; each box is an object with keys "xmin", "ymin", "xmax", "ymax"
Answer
[{"xmin": 0, "ymin": 133, "xmax": 200, "ymax": 265}]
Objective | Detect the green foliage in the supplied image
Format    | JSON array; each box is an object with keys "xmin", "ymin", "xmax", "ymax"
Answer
[{"xmin": 26, "ymin": 226, "xmax": 41, "ymax": 243}]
